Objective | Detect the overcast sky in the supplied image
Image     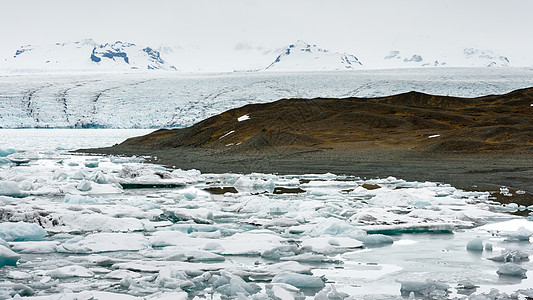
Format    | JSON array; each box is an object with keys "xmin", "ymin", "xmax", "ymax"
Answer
[{"xmin": 1, "ymin": 0, "xmax": 532, "ymax": 63}]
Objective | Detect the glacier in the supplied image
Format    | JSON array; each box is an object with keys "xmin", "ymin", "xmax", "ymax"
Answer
[{"xmin": 1, "ymin": 68, "xmax": 533, "ymax": 128}]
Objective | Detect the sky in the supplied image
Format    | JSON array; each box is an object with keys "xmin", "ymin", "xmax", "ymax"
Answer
[{"xmin": 1, "ymin": 0, "xmax": 532, "ymax": 69}]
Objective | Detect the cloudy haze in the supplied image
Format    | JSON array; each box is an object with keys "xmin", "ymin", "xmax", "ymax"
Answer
[{"xmin": 1, "ymin": 0, "xmax": 532, "ymax": 70}]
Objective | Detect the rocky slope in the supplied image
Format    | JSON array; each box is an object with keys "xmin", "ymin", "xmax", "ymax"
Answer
[{"xmin": 115, "ymin": 87, "xmax": 533, "ymax": 154}]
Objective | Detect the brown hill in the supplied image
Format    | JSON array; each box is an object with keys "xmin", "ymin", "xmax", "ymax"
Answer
[
  {"xmin": 85, "ymin": 87, "xmax": 533, "ymax": 194},
  {"xmin": 117, "ymin": 87, "xmax": 533, "ymax": 153}
]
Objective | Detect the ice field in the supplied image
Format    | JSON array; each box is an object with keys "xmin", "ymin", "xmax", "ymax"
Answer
[
  {"xmin": 1, "ymin": 130, "xmax": 533, "ymax": 299},
  {"xmin": 2, "ymin": 68, "xmax": 533, "ymax": 129}
]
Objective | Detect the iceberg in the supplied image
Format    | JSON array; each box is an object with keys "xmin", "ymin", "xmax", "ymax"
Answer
[
  {"xmin": 213, "ymin": 272, "xmax": 262, "ymax": 297},
  {"xmin": 399, "ymin": 279, "xmax": 449, "ymax": 297},
  {"xmin": 354, "ymin": 234, "xmax": 394, "ymax": 246},
  {"xmin": 0, "ymin": 148, "xmax": 19, "ymax": 157},
  {"xmin": 487, "ymin": 250, "xmax": 529, "ymax": 262},
  {"xmin": 58, "ymin": 233, "xmax": 150, "ymax": 253},
  {"xmin": 47, "ymin": 265, "xmax": 94, "ymax": 278},
  {"xmin": 76, "ymin": 180, "xmax": 92, "ymax": 192},
  {"xmin": 0, "ymin": 181, "xmax": 24, "ymax": 197},
  {"xmin": 0, "ymin": 222, "xmax": 47, "ymax": 241},
  {"xmin": 466, "ymin": 237, "xmax": 484, "ymax": 251},
  {"xmin": 64, "ymin": 194, "xmax": 101, "ymax": 204},
  {"xmin": 271, "ymin": 272, "xmax": 325, "ymax": 289},
  {"xmin": 9, "ymin": 241, "xmax": 58, "ymax": 253},
  {"xmin": 496, "ymin": 263, "xmax": 527, "ymax": 278},
  {"xmin": 0, "ymin": 245, "xmax": 20, "ymax": 267}
]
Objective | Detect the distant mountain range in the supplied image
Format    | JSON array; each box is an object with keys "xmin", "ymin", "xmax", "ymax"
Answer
[
  {"xmin": 3, "ymin": 39, "xmax": 176, "ymax": 71},
  {"xmin": 0, "ymin": 39, "xmax": 521, "ymax": 72},
  {"xmin": 265, "ymin": 40, "xmax": 362, "ymax": 71}
]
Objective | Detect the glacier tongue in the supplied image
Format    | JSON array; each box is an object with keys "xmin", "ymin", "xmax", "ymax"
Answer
[{"xmin": 1, "ymin": 69, "xmax": 533, "ymax": 128}]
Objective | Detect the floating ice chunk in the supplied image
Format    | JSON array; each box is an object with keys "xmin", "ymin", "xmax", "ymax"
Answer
[
  {"xmin": 89, "ymin": 171, "xmax": 108, "ymax": 184},
  {"xmin": 363, "ymin": 223, "xmax": 455, "ymax": 235},
  {"xmin": 179, "ymin": 187, "xmax": 210, "ymax": 200},
  {"xmin": 0, "ymin": 181, "xmax": 24, "ymax": 197},
  {"xmin": 172, "ymin": 168, "xmax": 202, "ymax": 176},
  {"xmin": 314, "ymin": 285, "xmax": 349, "ymax": 300},
  {"xmin": 238, "ymin": 114, "xmax": 250, "ymax": 122},
  {"xmin": 9, "ymin": 241, "xmax": 58, "ymax": 253},
  {"xmin": 234, "ymin": 176, "xmax": 275, "ymax": 190},
  {"xmin": 399, "ymin": 279, "xmax": 449, "ymax": 297},
  {"xmin": 70, "ymin": 170, "xmax": 87, "ymax": 180},
  {"xmin": 272, "ymin": 272, "xmax": 325, "ymax": 289},
  {"xmin": 57, "ymin": 214, "xmax": 144, "ymax": 233},
  {"xmin": 0, "ymin": 148, "xmax": 19, "ymax": 157},
  {"xmin": 0, "ymin": 282, "xmax": 34, "ymax": 297},
  {"xmin": 146, "ymin": 291, "xmax": 188, "ymax": 300},
  {"xmin": 104, "ymin": 269, "xmax": 141, "ymax": 280},
  {"xmin": 270, "ymin": 284, "xmax": 295, "ymax": 299},
  {"xmin": 280, "ymin": 253, "xmax": 334, "ymax": 263},
  {"xmin": 76, "ymin": 180, "xmax": 92, "ymax": 192},
  {"xmin": 258, "ymin": 261, "xmax": 312, "ymax": 277},
  {"xmin": 212, "ymin": 272, "xmax": 261, "ymax": 297},
  {"xmin": 169, "ymin": 224, "xmax": 237, "ymax": 236},
  {"xmin": 117, "ymin": 164, "xmax": 190, "ymax": 188},
  {"xmin": 466, "ymin": 238, "xmax": 484, "ymax": 251},
  {"xmin": 154, "ymin": 266, "xmax": 194, "ymax": 289},
  {"xmin": 0, "ymin": 245, "xmax": 20, "ymax": 267},
  {"xmin": 6, "ymin": 152, "xmax": 31, "ymax": 165},
  {"xmin": 47, "ymin": 265, "xmax": 94, "ymax": 278},
  {"xmin": 64, "ymin": 194, "xmax": 101, "ymax": 204},
  {"xmin": 262, "ymin": 217, "xmax": 300, "ymax": 228},
  {"xmin": 354, "ymin": 234, "xmax": 394, "ymax": 246},
  {"xmin": 261, "ymin": 246, "xmax": 298, "ymax": 261},
  {"xmin": 485, "ymin": 242, "xmax": 493, "ymax": 251},
  {"xmin": 84, "ymin": 161, "xmax": 99, "ymax": 168},
  {"xmin": 0, "ymin": 222, "xmax": 47, "ymax": 241},
  {"xmin": 496, "ymin": 263, "xmax": 527, "ymax": 278},
  {"xmin": 502, "ymin": 227, "xmax": 533, "ymax": 241},
  {"xmin": 488, "ymin": 250, "xmax": 529, "ymax": 262},
  {"xmin": 15, "ymin": 291, "xmax": 140, "ymax": 299},
  {"xmin": 58, "ymin": 233, "xmax": 150, "ymax": 253},
  {"xmin": 304, "ymin": 218, "xmax": 364, "ymax": 237},
  {"xmin": 479, "ymin": 219, "xmax": 533, "ymax": 232},
  {"xmin": 301, "ymin": 236, "xmax": 363, "ymax": 254},
  {"xmin": 6, "ymin": 270, "xmax": 32, "ymax": 280},
  {"xmin": 216, "ymin": 231, "xmax": 286, "ymax": 256}
]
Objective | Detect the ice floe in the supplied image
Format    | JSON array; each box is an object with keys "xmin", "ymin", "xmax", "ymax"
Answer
[{"xmin": 0, "ymin": 147, "xmax": 532, "ymax": 299}]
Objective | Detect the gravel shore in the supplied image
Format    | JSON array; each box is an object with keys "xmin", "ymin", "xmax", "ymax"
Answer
[{"xmin": 82, "ymin": 145, "xmax": 533, "ymax": 198}]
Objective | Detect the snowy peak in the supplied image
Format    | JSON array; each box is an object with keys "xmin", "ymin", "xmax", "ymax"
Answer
[
  {"xmin": 463, "ymin": 48, "xmax": 510, "ymax": 67},
  {"xmin": 5, "ymin": 39, "xmax": 177, "ymax": 71},
  {"xmin": 265, "ymin": 40, "xmax": 362, "ymax": 71},
  {"xmin": 381, "ymin": 47, "xmax": 511, "ymax": 68}
]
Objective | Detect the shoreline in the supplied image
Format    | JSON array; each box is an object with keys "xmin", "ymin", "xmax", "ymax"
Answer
[{"xmin": 80, "ymin": 146, "xmax": 533, "ymax": 202}]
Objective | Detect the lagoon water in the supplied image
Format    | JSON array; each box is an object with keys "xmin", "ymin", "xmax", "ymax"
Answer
[{"xmin": 0, "ymin": 129, "xmax": 532, "ymax": 299}]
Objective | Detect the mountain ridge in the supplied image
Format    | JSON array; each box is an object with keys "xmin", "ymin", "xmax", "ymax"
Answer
[
  {"xmin": 1, "ymin": 39, "xmax": 522, "ymax": 72},
  {"xmin": 3, "ymin": 39, "xmax": 177, "ymax": 71}
]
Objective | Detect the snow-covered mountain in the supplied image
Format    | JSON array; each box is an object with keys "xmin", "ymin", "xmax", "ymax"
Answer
[
  {"xmin": 381, "ymin": 48, "xmax": 511, "ymax": 68},
  {"xmin": 0, "ymin": 39, "xmax": 524, "ymax": 73},
  {"xmin": 2, "ymin": 39, "xmax": 177, "ymax": 71},
  {"xmin": 264, "ymin": 40, "xmax": 363, "ymax": 71}
]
